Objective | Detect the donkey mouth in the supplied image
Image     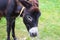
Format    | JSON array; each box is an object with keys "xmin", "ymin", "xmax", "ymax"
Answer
[
  {"xmin": 30, "ymin": 32, "xmax": 37, "ymax": 37},
  {"xmin": 29, "ymin": 27, "xmax": 38, "ymax": 37}
]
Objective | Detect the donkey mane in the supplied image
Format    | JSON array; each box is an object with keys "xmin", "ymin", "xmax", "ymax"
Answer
[
  {"xmin": 29, "ymin": 0, "xmax": 38, "ymax": 7},
  {"xmin": 28, "ymin": 0, "xmax": 39, "ymax": 13},
  {"xmin": 29, "ymin": 7, "xmax": 39, "ymax": 12}
]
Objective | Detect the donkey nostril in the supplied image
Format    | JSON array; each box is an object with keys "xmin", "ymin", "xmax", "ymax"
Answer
[{"xmin": 31, "ymin": 33, "xmax": 37, "ymax": 37}]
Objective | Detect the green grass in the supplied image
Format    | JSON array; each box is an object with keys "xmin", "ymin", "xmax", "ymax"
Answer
[{"xmin": 0, "ymin": 0, "xmax": 60, "ymax": 40}]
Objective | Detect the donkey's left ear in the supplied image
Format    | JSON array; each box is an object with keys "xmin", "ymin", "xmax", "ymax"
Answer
[
  {"xmin": 19, "ymin": 0, "xmax": 32, "ymax": 8},
  {"xmin": 30, "ymin": 7, "xmax": 41, "ymax": 17}
]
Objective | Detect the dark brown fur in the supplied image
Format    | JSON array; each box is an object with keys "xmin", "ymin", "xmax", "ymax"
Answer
[{"xmin": 0, "ymin": 0, "xmax": 41, "ymax": 40}]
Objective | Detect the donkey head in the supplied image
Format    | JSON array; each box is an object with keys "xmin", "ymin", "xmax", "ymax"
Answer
[{"xmin": 19, "ymin": 0, "xmax": 41, "ymax": 37}]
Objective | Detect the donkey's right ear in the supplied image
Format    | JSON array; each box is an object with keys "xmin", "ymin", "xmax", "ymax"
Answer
[{"xmin": 19, "ymin": 0, "xmax": 32, "ymax": 8}]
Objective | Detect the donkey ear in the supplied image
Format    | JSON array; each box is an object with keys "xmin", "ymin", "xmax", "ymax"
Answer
[
  {"xmin": 30, "ymin": 7, "xmax": 41, "ymax": 18},
  {"xmin": 19, "ymin": 0, "xmax": 32, "ymax": 8}
]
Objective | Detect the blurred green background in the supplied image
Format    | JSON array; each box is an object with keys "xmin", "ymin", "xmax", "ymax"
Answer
[{"xmin": 0, "ymin": 0, "xmax": 60, "ymax": 40}]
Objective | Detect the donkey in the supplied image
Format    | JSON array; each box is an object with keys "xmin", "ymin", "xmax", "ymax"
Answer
[
  {"xmin": 0, "ymin": 0, "xmax": 41, "ymax": 40},
  {"xmin": 20, "ymin": 0, "xmax": 41, "ymax": 37}
]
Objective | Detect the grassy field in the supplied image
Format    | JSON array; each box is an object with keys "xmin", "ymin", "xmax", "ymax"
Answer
[{"xmin": 0, "ymin": 0, "xmax": 60, "ymax": 40}]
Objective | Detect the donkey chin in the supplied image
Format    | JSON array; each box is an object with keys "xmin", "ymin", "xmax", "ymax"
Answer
[{"xmin": 29, "ymin": 27, "xmax": 38, "ymax": 37}]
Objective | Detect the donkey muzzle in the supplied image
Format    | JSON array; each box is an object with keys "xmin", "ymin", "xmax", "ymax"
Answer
[{"xmin": 29, "ymin": 27, "xmax": 38, "ymax": 37}]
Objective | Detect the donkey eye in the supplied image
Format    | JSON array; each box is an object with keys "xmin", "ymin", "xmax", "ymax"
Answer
[{"xmin": 26, "ymin": 15, "xmax": 33, "ymax": 22}]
